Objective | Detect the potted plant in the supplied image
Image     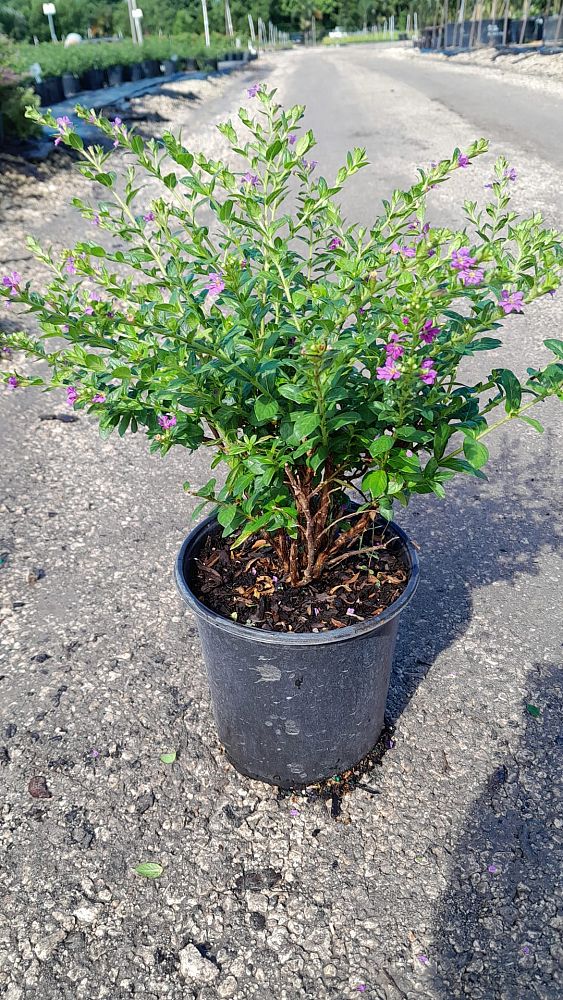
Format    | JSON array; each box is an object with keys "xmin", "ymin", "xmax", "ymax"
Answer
[{"xmin": 3, "ymin": 91, "xmax": 562, "ymax": 787}]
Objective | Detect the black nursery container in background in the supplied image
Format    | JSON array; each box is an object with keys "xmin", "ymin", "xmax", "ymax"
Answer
[{"xmin": 61, "ymin": 72, "xmax": 80, "ymax": 99}]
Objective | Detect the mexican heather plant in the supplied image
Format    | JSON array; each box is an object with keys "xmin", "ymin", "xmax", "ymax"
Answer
[{"xmin": 2, "ymin": 88, "xmax": 563, "ymax": 588}]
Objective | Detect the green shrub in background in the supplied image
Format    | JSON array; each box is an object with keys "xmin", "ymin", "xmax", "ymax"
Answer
[
  {"xmin": 0, "ymin": 33, "xmax": 40, "ymax": 138},
  {"xmin": 8, "ymin": 33, "xmax": 236, "ymax": 81}
]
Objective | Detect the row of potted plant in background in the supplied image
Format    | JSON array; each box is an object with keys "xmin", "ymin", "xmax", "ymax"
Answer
[{"xmin": 3, "ymin": 33, "xmax": 248, "ymax": 113}]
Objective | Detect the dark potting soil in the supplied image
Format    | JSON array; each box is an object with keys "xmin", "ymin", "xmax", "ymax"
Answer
[{"xmin": 192, "ymin": 526, "xmax": 409, "ymax": 633}]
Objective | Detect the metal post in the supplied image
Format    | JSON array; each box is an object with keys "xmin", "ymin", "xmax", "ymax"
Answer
[
  {"xmin": 502, "ymin": 0, "xmax": 510, "ymax": 44},
  {"xmin": 312, "ymin": 14, "xmax": 316, "ymax": 45},
  {"xmin": 248, "ymin": 13, "xmax": 256, "ymax": 43},
  {"xmin": 556, "ymin": 0, "xmax": 563, "ymax": 42},
  {"xmin": 201, "ymin": 0, "xmax": 210, "ymax": 48}
]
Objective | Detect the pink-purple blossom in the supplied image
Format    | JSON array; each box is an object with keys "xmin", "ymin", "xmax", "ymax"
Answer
[
  {"xmin": 92, "ymin": 393, "xmax": 106, "ymax": 404},
  {"xmin": 499, "ymin": 289, "xmax": 524, "ymax": 314},
  {"xmin": 92, "ymin": 214, "xmax": 100, "ymax": 226},
  {"xmin": 504, "ymin": 167, "xmax": 517, "ymax": 181},
  {"xmin": 205, "ymin": 273, "xmax": 225, "ymax": 299},
  {"xmin": 84, "ymin": 306, "xmax": 94, "ymax": 316},
  {"xmin": 66, "ymin": 386, "xmax": 79, "ymax": 406},
  {"xmin": 420, "ymin": 359, "xmax": 437, "ymax": 385},
  {"xmin": 377, "ymin": 363, "xmax": 401, "ymax": 382},
  {"xmin": 143, "ymin": 210, "xmax": 155, "ymax": 223},
  {"xmin": 458, "ymin": 154, "xmax": 470, "ymax": 168},
  {"xmin": 246, "ymin": 83, "xmax": 261, "ymax": 98},
  {"xmin": 386, "ymin": 333, "xmax": 404, "ymax": 359},
  {"xmin": 460, "ymin": 267, "xmax": 484, "ymax": 286},
  {"xmin": 302, "ymin": 158, "xmax": 318, "ymax": 172},
  {"xmin": 53, "ymin": 115, "xmax": 72, "ymax": 146},
  {"xmin": 65, "ymin": 257, "xmax": 77, "ymax": 276},
  {"xmin": 111, "ymin": 116, "xmax": 124, "ymax": 148},
  {"xmin": 7, "ymin": 375, "xmax": 18, "ymax": 389},
  {"xmin": 451, "ymin": 248, "xmax": 483, "ymax": 286},
  {"xmin": 420, "ymin": 319, "xmax": 440, "ymax": 344},
  {"xmin": 417, "ymin": 954, "xmax": 429, "ymax": 965},
  {"xmin": 2, "ymin": 271, "xmax": 21, "ymax": 295},
  {"xmin": 329, "ymin": 237, "xmax": 343, "ymax": 249},
  {"xmin": 241, "ymin": 171, "xmax": 260, "ymax": 188},
  {"xmin": 288, "ymin": 134, "xmax": 297, "ymax": 145},
  {"xmin": 158, "ymin": 414, "xmax": 176, "ymax": 430}
]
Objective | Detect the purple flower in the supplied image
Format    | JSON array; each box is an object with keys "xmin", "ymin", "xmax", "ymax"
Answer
[
  {"xmin": 65, "ymin": 257, "xmax": 77, "ymax": 275},
  {"xmin": 390, "ymin": 241, "xmax": 401, "ymax": 255},
  {"xmin": 499, "ymin": 289, "xmax": 524, "ymax": 314},
  {"xmin": 420, "ymin": 359, "xmax": 437, "ymax": 386},
  {"xmin": 359, "ymin": 303, "xmax": 370, "ymax": 315},
  {"xmin": 302, "ymin": 158, "xmax": 318, "ymax": 172},
  {"xmin": 420, "ymin": 319, "xmax": 440, "ymax": 344},
  {"xmin": 61, "ymin": 324, "xmax": 69, "ymax": 333},
  {"xmin": 401, "ymin": 316, "xmax": 410, "ymax": 326},
  {"xmin": 288, "ymin": 133, "xmax": 297, "ymax": 145},
  {"xmin": 143, "ymin": 210, "xmax": 155, "ymax": 223},
  {"xmin": 402, "ymin": 246, "xmax": 416, "ymax": 258},
  {"xmin": 313, "ymin": 607, "xmax": 320, "ymax": 616},
  {"xmin": 376, "ymin": 363, "xmax": 401, "ymax": 382},
  {"xmin": 356, "ymin": 987, "xmax": 366, "ymax": 994},
  {"xmin": 241, "ymin": 171, "xmax": 260, "ymax": 188},
  {"xmin": 53, "ymin": 115, "xmax": 72, "ymax": 146},
  {"xmin": 417, "ymin": 954, "xmax": 429, "ymax": 965},
  {"xmin": 484, "ymin": 182, "xmax": 493, "ymax": 190},
  {"xmin": 88, "ymin": 111, "xmax": 97, "ymax": 124},
  {"xmin": 451, "ymin": 247, "xmax": 476, "ymax": 271},
  {"xmin": 2, "ymin": 271, "xmax": 21, "ymax": 296},
  {"xmin": 92, "ymin": 214, "xmax": 100, "ymax": 226},
  {"xmin": 505, "ymin": 167, "xmax": 517, "ymax": 181},
  {"xmin": 458, "ymin": 154, "xmax": 470, "ymax": 168},
  {"xmin": 459, "ymin": 267, "xmax": 484, "ymax": 286},
  {"xmin": 246, "ymin": 83, "xmax": 261, "ymax": 98},
  {"xmin": 329, "ymin": 237, "xmax": 343, "ymax": 249},
  {"xmin": 92, "ymin": 393, "xmax": 106, "ymax": 404},
  {"xmin": 385, "ymin": 333, "xmax": 404, "ymax": 362},
  {"xmin": 158, "ymin": 414, "xmax": 176, "ymax": 430},
  {"xmin": 7, "ymin": 375, "xmax": 18, "ymax": 390},
  {"xmin": 289, "ymin": 808, "xmax": 299, "ymax": 817},
  {"xmin": 521, "ymin": 945, "xmax": 531, "ymax": 956},
  {"xmin": 84, "ymin": 306, "xmax": 94, "ymax": 316},
  {"xmin": 346, "ymin": 607, "xmax": 355, "ymax": 617},
  {"xmin": 204, "ymin": 273, "xmax": 225, "ymax": 299},
  {"xmin": 112, "ymin": 116, "xmax": 122, "ymax": 128},
  {"xmin": 90, "ymin": 748, "xmax": 100, "ymax": 758},
  {"xmin": 66, "ymin": 386, "xmax": 79, "ymax": 406},
  {"xmin": 487, "ymin": 864, "xmax": 498, "ymax": 874}
]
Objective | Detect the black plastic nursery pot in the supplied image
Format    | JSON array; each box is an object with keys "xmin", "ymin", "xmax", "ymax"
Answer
[
  {"xmin": 142, "ymin": 59, "xmax": 161, "ymax": 78},
  {"xmin": 106, "ymin": 64, "xmax": 124, "ymax": 86},
  {"xmin": 80, "ymin": 68, "xmax": 105, "ymax": 91},
  {"xmin": 175, "ymin": 515, "xmax": 419, "ymax": 788},
  {"xmin": 62, "ymin": 73, "xmax": 80, "ymax": 99},
  {"xmin": 129, "ymin": 63, "xmax": 144, "ymax": 81}
]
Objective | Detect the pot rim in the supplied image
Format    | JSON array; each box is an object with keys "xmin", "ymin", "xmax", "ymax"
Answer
[{"xmin": 175, "ymin": 513, "xmax": 420, "ymax": 647}]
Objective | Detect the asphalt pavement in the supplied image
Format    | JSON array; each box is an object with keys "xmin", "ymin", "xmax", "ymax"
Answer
[{"xmin": 0, "ymin": 46, "xmax": 561, "ymax": 1000}]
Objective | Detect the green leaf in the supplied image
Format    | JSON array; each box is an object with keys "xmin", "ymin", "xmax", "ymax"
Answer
[
  {"xmin": 369, "ymin": 437, "xmax": 394, "ymax": 458},
  {"xmin": 463, "ymin": 438, "xmax": 489, "ymax": 469},
  {"xmin": 525, "ymin": 703, "xmax": 540, "ymax": 719},
  {"xmin": 254, "ymin": 397, "xmax": 278, "ymax": 423},
  {"xmin": 295, "ymin": 136, "xmax": 310, "ymax": 157},
  {"xmin": 544, "ymin": 338, "xmax": 563, "ymax": 359},
  {"xmin": 134, "ymin": 862, "xmax": 163, "ymax": 879},
  {"xmin": 217, "ymin": 504, "xmax": 238, "ymax": 530},
  {"xmin": 159, "ymin": 751, "xmax": 177, "ymax": 764},
  {"xmin": 278, "ymin": 383, "xmax": 307, "ymax": 402},
  {"xmin": 518, "ymin": 414, "xmax": 544, "ymax": 433},
  {"xmin": 292, "ymin": 412, "xmax": 319, "ymax": 439},
  {"xmin": 433, "ymin": 424, "xmax": 453, "ymax": 461},
  {"xmin": 362, "ymin": 470, "xmax": 388, "ymax": 498},
  {"xmin": 497, "ymin": 369, "xmax": 522, "ymax": 413}
]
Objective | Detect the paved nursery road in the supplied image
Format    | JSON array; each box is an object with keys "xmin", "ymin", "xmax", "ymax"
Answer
[{"xmin": 1, "ymin": 48, "xmax": 562, "ymax": 1000}]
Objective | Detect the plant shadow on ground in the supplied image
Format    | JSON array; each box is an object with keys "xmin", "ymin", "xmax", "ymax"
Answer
[
  {"xmin": 386, "ymin": 427, "xmax": 559, "ymax": 726},
  {"xmin": 430, "ymin": 661, "xmax": 562, "ymax": 999}
]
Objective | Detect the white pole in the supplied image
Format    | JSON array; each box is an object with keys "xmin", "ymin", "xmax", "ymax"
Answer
[
  {"xmin": 47, "ymin": 12, "xmax": 57, "ymax": 41},
  {"xmin": 225, "ymin": 0, "xmax": 234, "ymax": 38},
  {"xmin": 248, "ymin": 13, "xmax": 255, "ymax": 42},
  {"xmin": 126, "ymin": 0, "xmax": 136, "ymax": 44},
  {"xmin": 312, "ymin": 13, "xmax": 317, "ymax": 44},
  {"xmin": 201, "ymin": 0, "xmax": 210, "ymax": 47}
]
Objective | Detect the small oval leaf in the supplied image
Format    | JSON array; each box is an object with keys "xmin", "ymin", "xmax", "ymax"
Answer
[
  {"xmin": 159, "ymin": 751, "xmax": 177, "ymax": 764},
  {"xmin": 134, "ymin": 862, "xmax": 163, "ymax": 879}
]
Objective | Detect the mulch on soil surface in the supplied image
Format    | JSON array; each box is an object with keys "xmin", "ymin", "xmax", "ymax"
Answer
[{"xmin": 193, "ymin": 525, "xmax": 409, "ymax": 633}]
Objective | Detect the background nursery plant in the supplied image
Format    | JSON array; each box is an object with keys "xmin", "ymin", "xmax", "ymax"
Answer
[{"xmin": 2, "ymin": 87, "xmax": 563, "ymax": 629}]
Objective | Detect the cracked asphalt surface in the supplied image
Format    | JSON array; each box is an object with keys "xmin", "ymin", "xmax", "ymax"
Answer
[{"xmin": 1, "ymin": 46, "xmax": 562, "ymax": 1000}]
